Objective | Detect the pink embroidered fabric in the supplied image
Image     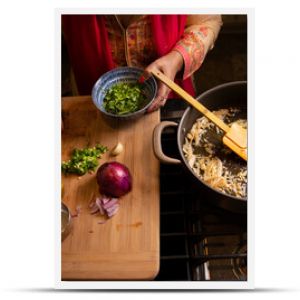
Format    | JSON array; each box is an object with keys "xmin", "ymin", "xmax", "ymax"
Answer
[
  {"xmin": 105, "ymin": 15, "xmax": 222, "ymax": 80},
  {"xmin": 173, "ymin": 26, "xmax": 210, "ymax": 79}
]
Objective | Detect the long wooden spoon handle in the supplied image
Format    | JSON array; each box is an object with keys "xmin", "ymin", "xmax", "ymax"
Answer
[{"xmin": 151, "ymin": 70, "xmax": 230, "ymax": 133}]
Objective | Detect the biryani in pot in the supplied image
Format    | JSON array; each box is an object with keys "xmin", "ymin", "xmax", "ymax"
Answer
[{"xmin": 183, "ymin": 108, "xmax": 247, "ymax": 198}]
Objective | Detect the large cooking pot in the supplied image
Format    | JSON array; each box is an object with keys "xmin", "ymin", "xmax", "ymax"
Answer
[{"xmin": 153, "ymin": 81, "xmax": 247, "ymax": 213}]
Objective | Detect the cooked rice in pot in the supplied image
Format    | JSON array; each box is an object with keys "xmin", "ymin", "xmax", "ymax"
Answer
[{"xmin": 183, "ymin": 108, "xmax": 247, "ymax": 198}]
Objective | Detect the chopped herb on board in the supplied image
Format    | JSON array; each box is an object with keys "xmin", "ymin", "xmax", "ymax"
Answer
[
  {"xmin": 103, "ymin": 83, "xmax": 147, "ymax": 115},
  {"xmin": 62, "ymin": 144, "xmax": 108, "ymax": 175}
]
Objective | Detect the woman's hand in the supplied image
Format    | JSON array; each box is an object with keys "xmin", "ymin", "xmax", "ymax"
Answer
[{"xmin": 143, "ymin": 51, "xmax": 183, "ymax": 112}]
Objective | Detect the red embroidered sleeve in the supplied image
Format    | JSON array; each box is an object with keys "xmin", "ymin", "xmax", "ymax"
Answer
[{"xmin": 173, "ymin": 26, "xmax": 216, "ymax": 80}]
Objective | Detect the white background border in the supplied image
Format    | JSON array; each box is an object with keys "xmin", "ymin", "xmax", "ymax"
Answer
[
  {"xmin": 55, "ymin": 7, "xmax": 254, "ymax": 290},
  {"xmin": 1, "ymin": 0, "xmax": 300, "ymax": 299}
]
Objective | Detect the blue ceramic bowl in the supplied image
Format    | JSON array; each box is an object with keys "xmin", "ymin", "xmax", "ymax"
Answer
[{"xmin": 92, "ymin": 67, "xmax": 157, "ymax": 119}]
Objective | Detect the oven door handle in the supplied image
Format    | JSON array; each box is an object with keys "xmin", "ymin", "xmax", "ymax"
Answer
[{"xmin": 153, "ymin": 121, "xmax": 181, "ymax": 165}]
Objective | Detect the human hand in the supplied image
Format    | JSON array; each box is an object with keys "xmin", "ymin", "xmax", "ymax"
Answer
[{"xmin": 141, "ymin": 51, "xmax": 183, "ymax": 112}]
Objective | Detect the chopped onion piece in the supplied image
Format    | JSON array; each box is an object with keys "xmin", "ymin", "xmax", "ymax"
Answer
[
  {"xmin": 102, "ymin": 198, "xmax": 119, "ymax": 210},
  {"xmin": 95, "ymin": 198, "xmax": 105, "ymax": 215},
  {"xmin": 89, "ymin": 196, "xmax": 121, "ymax": 220}
]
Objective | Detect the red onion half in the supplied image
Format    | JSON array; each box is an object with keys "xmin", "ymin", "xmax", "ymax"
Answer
[{"xmin": 96, "ymin": 162, "xmax": 132, "ymax": 198}]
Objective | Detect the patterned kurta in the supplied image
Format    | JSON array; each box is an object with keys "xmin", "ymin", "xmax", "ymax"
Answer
[{"xmin": 105, "ymin": 15, "xmax": 222, "ymax": 80}]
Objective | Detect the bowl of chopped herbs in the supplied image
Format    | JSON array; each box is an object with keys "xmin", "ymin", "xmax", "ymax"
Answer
[{"xmin": 92, "ymin": 67, "xmax": 157, "ymax": 119}]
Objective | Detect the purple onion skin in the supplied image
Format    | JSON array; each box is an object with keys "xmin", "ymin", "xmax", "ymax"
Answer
[{"xmin": 96, "ymin": 162, "xmax": 132, "ymax": 198}]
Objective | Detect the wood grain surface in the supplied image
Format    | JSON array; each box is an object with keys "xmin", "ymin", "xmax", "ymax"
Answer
[{"xmin": 61, "ymin": 96, "xmax": 160, "ymax": 280}]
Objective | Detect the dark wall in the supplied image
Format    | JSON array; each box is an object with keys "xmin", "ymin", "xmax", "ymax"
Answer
[{"xmin": 194, "ymin": 15, "xmax": 247, "ymax": 95}]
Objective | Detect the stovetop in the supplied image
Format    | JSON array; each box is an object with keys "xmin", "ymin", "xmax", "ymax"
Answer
[{"xmin": 154, "ymin": 101, "xmax": 247, "ymax": 281}]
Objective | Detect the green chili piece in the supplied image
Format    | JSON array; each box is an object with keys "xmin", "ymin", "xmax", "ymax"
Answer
[{"xmin": 61, "ymin": 144, "xmax": 108, "ymax": 175}]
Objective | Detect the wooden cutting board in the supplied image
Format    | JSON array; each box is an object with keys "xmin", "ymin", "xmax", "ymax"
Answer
[{"xmin": 61, "ymin": 96, "xmax": 160, "ymax": 280}]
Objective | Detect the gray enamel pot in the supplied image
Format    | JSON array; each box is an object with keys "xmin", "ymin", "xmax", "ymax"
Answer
[{"xmin": 153, "ymin": 81, "xmax": 247, "ymax": 213}]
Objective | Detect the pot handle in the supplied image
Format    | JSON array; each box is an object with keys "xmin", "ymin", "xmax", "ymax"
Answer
[{"xmin": 153, "ymin": 121, "xmax": 181, "ymax": 164}]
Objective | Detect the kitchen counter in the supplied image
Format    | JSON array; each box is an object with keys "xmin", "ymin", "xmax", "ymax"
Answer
[{"xmin": 61, "ymin": 96, "xmax": 160, "ymax": 280}]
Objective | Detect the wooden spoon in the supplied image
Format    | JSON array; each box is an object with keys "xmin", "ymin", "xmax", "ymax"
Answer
[{"xmin": 151, "ymin": 70, "xmax": 247, "ymax": 161}]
